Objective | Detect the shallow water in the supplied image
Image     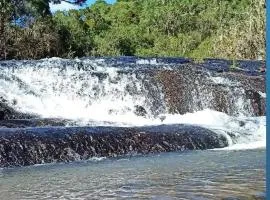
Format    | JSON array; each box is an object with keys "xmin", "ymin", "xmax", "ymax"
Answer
[{"xmin": 0, "ymin": 149, "xmax": 265, "ymax": 200}]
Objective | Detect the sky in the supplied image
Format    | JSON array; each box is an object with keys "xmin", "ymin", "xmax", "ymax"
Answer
[{"xmin": 50, "ymin": 0, "xmax": 116, "ymax": 13}]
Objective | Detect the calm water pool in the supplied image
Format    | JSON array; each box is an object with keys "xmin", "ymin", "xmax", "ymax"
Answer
[{"xmin": 0, "ymin": 149, "xmax": 265, "ymax": 200}]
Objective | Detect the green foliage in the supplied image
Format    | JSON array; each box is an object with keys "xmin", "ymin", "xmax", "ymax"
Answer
[
  {"xmin": 1, "ymin": 0, "xmax": 266, "ymax": 60},
  {"xmin": 213, "ymin": 0, "xmax": 265, "ymax": 60},
  {"xmin": 0, "ymin": 0, "xmax": 86, "ymax": 59},
  {"xmin": 7, "ymin": 18, "xmax": 62, "ymax": 59},
  {"xmin": 53, "ymin": 10, "xmax": 94, "ymax": 57},
  {"xmin": 93, "ymin": 26, "xmax": 138, "ymax": 56}
]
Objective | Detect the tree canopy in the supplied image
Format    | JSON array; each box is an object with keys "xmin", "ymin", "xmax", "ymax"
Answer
[{"xmin": 0, "ymin": 0, "xmax": 265, "ymax": 60}]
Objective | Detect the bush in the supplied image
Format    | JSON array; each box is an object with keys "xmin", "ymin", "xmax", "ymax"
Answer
[
  {"xmin": 7, "ymin": 18, "xmax": 62, "ymax": 59},
  {"xmin": 213, "ymin": 0, "xmax": 265, "ymax": 59},
  {"xmin": 1, "ymin": 0, "xmax": 266, "ymax": 60}
]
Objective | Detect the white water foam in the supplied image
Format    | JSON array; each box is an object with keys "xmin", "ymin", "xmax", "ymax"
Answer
[
  {"xmin": 258, "ymin": 91, "xmax": 266, "ymax": 98},
  {"xmin": 136, "ymin": 58, "xmax": 158, "ymax": 65},
  {"xmin": 0, "ymin": 61, "xmax": 148, "ymax": 122},
  {"xmin": 140, "ymin": 109, "xmax": 266, "ymax": 150},
  {"xmin": 209, "ymin": 76, "xmax": 239, "ymax": 86}
]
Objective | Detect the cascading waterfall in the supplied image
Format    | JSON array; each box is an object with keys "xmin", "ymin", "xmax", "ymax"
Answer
[
  {"xmin": 0, "ymin": 59, "xmax": 168, "ymax": 124},
  {"xmin": 0, "ymin": 57, "xmax": 266, "ymax": 155}
]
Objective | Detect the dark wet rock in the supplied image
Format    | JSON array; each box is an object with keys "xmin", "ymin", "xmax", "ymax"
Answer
[
  {"xmin": 222, "ymin": 193, "xmax": 266, "ymax": 200},
  {"xmin": 0, "ymin": 111, "xmax": 4, "ymax": 120},
  {"xmin": 0, "ymin": 98, "xmax": 37, "ymax": 120},
  {"xmin": 134, "ymin": 105, "xmax": 147, "ymax": 117},
  {"xmin": 222, "ymin": 197, "xmax": 244, "ymax": 200},
  {"xmin": 200, "ymin": 58, "xmax": 265, "ymax": 76},
  {"xmin": 223, "ymin": 72, "xmax": 265, "ymax": 92},
  {"xmin": 238, "ymin": 121, "xmax": 245, "ymax": 127},
  {"xmin": 0, "ymin": 124, "xmax": 228, "ymax": 167},
  {"xmin": 252, "ymin": 192, "xmax": 266, "ymax": 200},
  {"xmin": 159, "ymin": 115, "xmax": 166, "ymax": 122},
  {"xmin": 154, "ymin": 64, "xmax": 265, "ymax": 116},
  {"xmin": 0, "ymin": 118, "xmax": 73, "ymax": 128},
  {"xmin": 245, "ymin": 90, "xmax": 265, "ymax": 116}
]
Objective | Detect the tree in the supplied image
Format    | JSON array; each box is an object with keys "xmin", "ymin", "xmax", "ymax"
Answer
[
  {"xmin": 0, "ymin": 0, "xmax": 86, "ymax": 59},
  {"xmin": 1, "ymin": 0, "xmax": 265, "ymax": 60}
]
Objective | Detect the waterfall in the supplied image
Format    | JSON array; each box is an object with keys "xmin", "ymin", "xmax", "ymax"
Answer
[{"xmin": 0, "ymin": 57, "xmax": 266, "ymax": 166}]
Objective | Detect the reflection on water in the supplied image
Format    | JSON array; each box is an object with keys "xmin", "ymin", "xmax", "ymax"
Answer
[{"xmin": 0, "ymin": 149, "xmax": 265, "ymax": 200}]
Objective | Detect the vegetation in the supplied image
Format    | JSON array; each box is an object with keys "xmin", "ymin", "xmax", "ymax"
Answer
[{"xmin": 0, "ymin": 0, "xmax": 266, "ymax": 60}]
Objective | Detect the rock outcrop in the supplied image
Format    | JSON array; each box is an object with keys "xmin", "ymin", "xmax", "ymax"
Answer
[{"xmin": 153, "ymin": 64, "xmax": 265, "ymax": 116}]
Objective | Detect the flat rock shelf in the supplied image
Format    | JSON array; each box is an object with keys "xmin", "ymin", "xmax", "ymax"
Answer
[{"xmin": 0, "ymin": 124, "xmax": 228, "ymax": 167}]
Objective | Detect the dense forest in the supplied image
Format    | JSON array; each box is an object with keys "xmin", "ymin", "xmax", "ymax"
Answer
[{"xmin": 0, "ymin": 0, "xmax": 266, "ymax": 60}]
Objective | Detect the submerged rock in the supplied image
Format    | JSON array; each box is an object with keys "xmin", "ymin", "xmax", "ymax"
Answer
[
  {"xmin": 0, "ymin": 97, "xmax": 37, "ymax": 120},
  {"xmin": 0, "ymin": 124, "xmax": 228, "ymax": 167},
  {"xmin": 134, "ymin": 105, "xmax": 147, "ymax": 117}
]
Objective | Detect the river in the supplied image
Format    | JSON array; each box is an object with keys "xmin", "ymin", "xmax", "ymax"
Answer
[{"xmin": 0, "ymin": 57, "xmax": 266, "ymax": 199}]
